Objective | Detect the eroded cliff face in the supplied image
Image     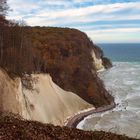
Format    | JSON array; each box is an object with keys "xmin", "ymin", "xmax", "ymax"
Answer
[
  {"xmin": 0, "ymin": 27, "xmax": 113, "ymax": 125},
  {"xmin": 23, "ymin": 27, "xmax": 113, "ymax": 107},
  {"xmin": 0, "ymin": 69, "xmax": 92, "ymax": 125},
  {"xmin": 91, "ymin": 50, "xmax": 105, "ymax": 71},
  {"xmin": 0, "ymin": 69, "xmax": 21, "ymax": 114},
  {"xmin": 91, "ymin": 44, "xmax": 112, "ymax": 71}
]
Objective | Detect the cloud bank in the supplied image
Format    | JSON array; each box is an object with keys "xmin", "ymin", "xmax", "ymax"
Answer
[{"xmin": 7, "ymin": 0, "xmax": 140, "ymax": 43}]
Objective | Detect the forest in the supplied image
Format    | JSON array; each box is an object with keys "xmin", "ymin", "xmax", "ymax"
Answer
[{"xmin": 0, "ymin": 0, "xmax": 112, "ymax": 107}]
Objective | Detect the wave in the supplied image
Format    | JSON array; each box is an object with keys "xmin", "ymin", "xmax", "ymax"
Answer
[{"xmin": 77, "ymin": 62, "xmax": 140, "ymax": 139}]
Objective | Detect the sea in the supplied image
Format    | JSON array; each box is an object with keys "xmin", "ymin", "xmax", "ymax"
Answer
[{"xmin": 77, "ymin": 43, "xmax": 140, "ymax": 139}]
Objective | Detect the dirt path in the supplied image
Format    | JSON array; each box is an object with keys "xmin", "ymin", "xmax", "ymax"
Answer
[{"xmin": 65, "ymin": 102, "xmax": 116, "ymax": 128}]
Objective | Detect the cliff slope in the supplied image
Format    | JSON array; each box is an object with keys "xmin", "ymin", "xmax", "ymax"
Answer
[
  {"xmin": 0, "ymin": 27, "xmax": 112, "ymax": 125},
  {"xmin": 0, "ymin": 69, "xmax": 92, "ymax": 125},
  {"xmin": 24, "ymin": 27, "xmax": 113, "ymax": 107},
  {"xmin": 0, "ymin": 114, "xmax": 137, "ymax": 140}
]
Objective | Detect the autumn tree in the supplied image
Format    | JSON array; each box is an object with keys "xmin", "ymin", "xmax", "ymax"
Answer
[
  {"xmin": 0, "ymin": 0, "xmax": 38, "ymax": 76},
  {"xmin": 0, "ymin": 0, "xmax": 8, "ymax": 63},
  {"xmin": 0, "ymin": 0, "xmax": 9, "ymax": 25}
]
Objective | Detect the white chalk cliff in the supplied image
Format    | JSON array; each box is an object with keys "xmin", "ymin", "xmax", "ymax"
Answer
[
  {"xmin": 0, "ymin": 69, "xmax": 93, "ymax": 126},
  {"xmin": 91, "ymin": 50, "xmax": 105, "ymax": 71},
  {"xmin": 0, "ymin": 49, "xmax": 107, "ymax": 125}
]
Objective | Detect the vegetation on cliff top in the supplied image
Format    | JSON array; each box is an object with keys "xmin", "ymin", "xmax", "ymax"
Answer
[
  {"xmin": 0, "ymin": 0, "xmax": 112, "ymax": 107},
  {"xmin": 0, "ymin": 24, "xmax": 112, "ymax": 107}
]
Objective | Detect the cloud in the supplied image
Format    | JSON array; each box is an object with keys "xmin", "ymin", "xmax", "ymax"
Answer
[
  {"xmin": 25, "ymin": 2, "xmax": 140, "ymax": 26},
  {"xmin": 7, "ymin": 0, "xmax": 140, "ymax": 43},
  {"xmin": 86, "ymin": 28, "xmax": 140, "ymax": 43}
]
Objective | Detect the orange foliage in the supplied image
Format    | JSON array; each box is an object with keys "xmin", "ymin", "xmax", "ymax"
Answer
[{"xmin": 0, "ymin": 25, "xmax": 112, "ymax": 107}]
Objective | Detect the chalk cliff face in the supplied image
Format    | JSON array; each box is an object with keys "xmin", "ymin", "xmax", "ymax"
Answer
[
  {"xmin": 91, "ymin": 50, "xmax": 105, "ymax": 71},
  {"xmin": 91, "ymin": 44, "xmax": 112, "ymax": 71},
  {"xmin": 22, "ymin": 74, "xmax": 93, "ymax": 125},
  {"xmin": 0, "ymin": 27, "xmax": 112, "ymax": 125},
  {"xmin": 0, "ymin": 69, "xmax": 21, "ymax": 114},
  {"xmin": 0, "ymin": 69, "xmax": 92, "ymax": 125}
]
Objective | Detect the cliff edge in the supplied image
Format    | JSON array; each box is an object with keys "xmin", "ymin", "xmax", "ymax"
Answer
[
  {"xmin": 24, "ymin": 27, "xmax": 113, "ymax": 107},
  {"xmin": 0, "ymin": 27, "xmax": 113, "ymax": 125}
]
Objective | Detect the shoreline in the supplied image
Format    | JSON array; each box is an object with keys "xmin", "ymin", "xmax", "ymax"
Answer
[{"xmin": 65, "ymin": 101, "xmax": 116, "ymax": 128}]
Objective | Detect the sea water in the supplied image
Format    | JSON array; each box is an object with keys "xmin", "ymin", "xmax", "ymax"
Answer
[
  {"xmin": 77, "ymin": 44, "xmax": 140, "ymax": 139},
  {"xmin": 99, "ymin": 43, "xmax": 140, "ymax": 62}
]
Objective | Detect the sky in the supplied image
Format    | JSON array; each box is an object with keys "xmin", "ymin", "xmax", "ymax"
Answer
[{"xmin": 7, "ymin": 0, "xmax": 140, "ymax": 43}]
